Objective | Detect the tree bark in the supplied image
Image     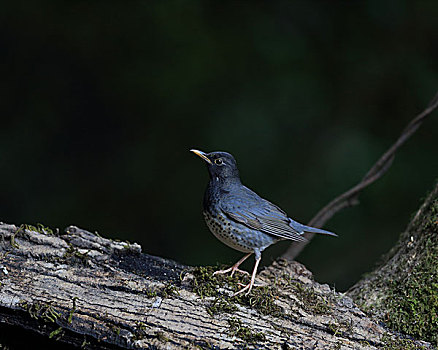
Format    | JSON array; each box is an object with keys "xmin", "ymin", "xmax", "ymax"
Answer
[
  {"xmin": 348, "ymin": 181, "xmax": 438, "ymax": 346},
  {"xmin": 0, "ymin": 211, "xmax": 434, "ymax": 349}
]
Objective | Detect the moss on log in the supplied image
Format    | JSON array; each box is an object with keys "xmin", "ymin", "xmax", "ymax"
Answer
[{"xmin": 348, "ymin": 181, "xmax": 438, "ymax": 346}]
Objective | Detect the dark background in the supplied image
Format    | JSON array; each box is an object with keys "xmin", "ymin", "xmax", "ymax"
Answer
[{"xmin": 1, "ymin": 1, "xmax": 437, "ymax": 292}]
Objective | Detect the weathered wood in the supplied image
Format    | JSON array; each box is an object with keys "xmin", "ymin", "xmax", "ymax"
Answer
[{"xmin": 0, "ymin": 222, "xmax": 432, "ymax": 349}]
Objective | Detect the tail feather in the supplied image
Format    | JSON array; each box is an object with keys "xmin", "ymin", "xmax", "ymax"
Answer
[
  {"xmin": 302, "ymin": 225, "xmax": 337, "ymax": 237},
  {"xmin": 289, "ymin": 218, "xmax": 337, "ymax": 237}
]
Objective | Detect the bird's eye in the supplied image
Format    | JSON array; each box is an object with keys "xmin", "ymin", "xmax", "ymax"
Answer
[{"xmin": 214, "ymin": 158, "xmax": 223, "ymax": 165}]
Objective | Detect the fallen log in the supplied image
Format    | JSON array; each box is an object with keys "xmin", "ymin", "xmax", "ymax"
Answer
[{"xmin": 0, "ymin": 222, "xmax": 432, "ymax": 349}]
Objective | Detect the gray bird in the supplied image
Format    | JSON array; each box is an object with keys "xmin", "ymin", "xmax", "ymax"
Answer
[{"xmin": 191, "ymin": 149, "xmax": 337, "ymax": 295}]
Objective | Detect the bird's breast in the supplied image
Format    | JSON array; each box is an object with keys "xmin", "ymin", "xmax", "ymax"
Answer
[{"xmin": 202, "ymin": 209, "xmax": 277, "ymax": 254}]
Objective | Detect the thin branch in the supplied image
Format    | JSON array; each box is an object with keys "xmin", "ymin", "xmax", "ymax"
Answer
[{"xmin": 281, "ymin": 91, "xmax": 438, "ymax": 260}]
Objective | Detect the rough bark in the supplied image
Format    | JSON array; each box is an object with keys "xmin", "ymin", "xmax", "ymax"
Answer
[
  {"xmin": 0, "ymin": 221, "xmax": 433, "ymax": 349},
  {"xmin": 348, "ymin": 181, "xmax": 438, "ymax": 346}
]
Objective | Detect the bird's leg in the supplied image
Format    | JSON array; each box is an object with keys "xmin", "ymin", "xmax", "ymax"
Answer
[
  {"xmin": 232, "ymin": 253, "xmax": 261, "ymax": 297},
  {"xmin": 213, "ymin": 253, "xmax": 252, "ymax": 277}
]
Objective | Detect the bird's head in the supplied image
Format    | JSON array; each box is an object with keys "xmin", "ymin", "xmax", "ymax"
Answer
[{"xmin": 190, "ymin": 149, "xmax": 240, "ymax": 181}]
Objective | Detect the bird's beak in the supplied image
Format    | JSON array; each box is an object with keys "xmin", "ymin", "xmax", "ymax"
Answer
[{"xmin": 190, "ymin": 149, "xmax": 212, "ymax": 164}]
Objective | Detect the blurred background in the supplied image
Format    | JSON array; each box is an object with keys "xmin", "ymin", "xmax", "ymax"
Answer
[{"xmin": 1, "ymin": 1, "xmax": 437, "ymax": 292}]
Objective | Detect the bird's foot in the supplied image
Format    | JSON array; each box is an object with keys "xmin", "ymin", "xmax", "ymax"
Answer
[
  {"xmin": 213, "ymin": 253, "xmax": 252, "ymax": 277},
  {"xmin": 232, "ymin": 282, "xmax": 254, "ymax": 297},
  {"xmin": 213, "ymin": 267, "xmax": 250, "ymax": 277},
  {"xmin": 237, "ymin": 280, "xmax": 266, "ymax": 288}
]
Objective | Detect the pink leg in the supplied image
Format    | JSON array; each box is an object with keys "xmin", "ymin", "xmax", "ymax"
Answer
[
  {"xmin": 232, "ymin": 254, "xmax": 261, "ymax": 296},
  {"xmin": 213, "ymin": 253, "xmax": 252, "ymax": 277}
]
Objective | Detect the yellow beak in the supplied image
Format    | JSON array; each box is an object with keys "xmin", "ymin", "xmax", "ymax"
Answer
[{"xmin": 190, "ymin": 149, "xmax": 212, "ymax": 164}]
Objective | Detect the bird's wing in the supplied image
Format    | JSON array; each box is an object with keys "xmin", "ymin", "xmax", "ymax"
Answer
[{"xmin": 220, "ymin": 187, "xmax": 307, "ymax": 242}]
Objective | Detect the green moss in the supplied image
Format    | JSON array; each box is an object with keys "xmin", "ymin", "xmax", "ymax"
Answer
[
  {"xmin": 227, "ymin": 317, "xmax": 265, "ymax": 344},
  {"xmin": 327, "ymin": 317, "xmax": 353, "ymax": 337},
  {"xmin": 6, "ymin": 223, "xmax": 55, "ymax": 251},
  {"xmin": 81, "ymin": 336, "xmax": 90, "ymax": 348},
  {"xmin": 155, "ymin": 331, "xmax": 169, "ymax": 343},
  {"xmin": 190, "ymin": 266, "xmax": 283, "ymax": 317},
  {"xmin": 136, "ymin": 321, "xmax": 147, "ymax": 330},
  {"xmin": 9, "ymin": 232, "xmax": 20, "ymax": 249},
  {"xmin": 19, "ymin": 300, "xmax": 66, "ymax": 341},
  {"xmin": 133, "ymin": 322, "xmax": 167, "ymax": 342},
  {"xmin": 191, "ymin": 265, "xmax": 256, "ymax": 297},
  {"xmin": 23, "ymin": 223, "xmax": 54, "ymax": 235},
  {"xmin": 191, "ymin": 266, "xmax": 226, "ymax": 298},
  {"xmin": 67, "ymin": 297, "xmax": 77, "ymax": 324},
  {"xmin": 233, "ymin": 285, "xmax": 282, "ymax": 317},
  {"xmin": 143, "ymin": 288, "xmax": 158, "ymax": 298},
  {"xmin": 382, "ymin": 198, "xmax": 438, "ymax": 345},
  {"xmin": 132, "ymin": 321, "xmax": 148, "ymax": 341},
  {"xmin": 159, "ymin": 282, "xmax": 179, "ymax": 298},
  {"xmin": 49, "ymin": 327, "xmax": 64, "ymax": 340},
  {"xmin": 381, "ymin": 333, "xmax": 428, "ymax": 350},
  {"xmin": 18, "ymin": 297, "xmax": 79, "ymax": 341},
  {"xmin": 292, "ymin": 282, "xmax": 331, "ymax": 315},
  {"xmin": 107, "ymin": 323, "xmax": 121, "ymax": 336},
  {"xmin": 358, "ymin": 340, "xmax": 372, "ymax": 348},
  {"xmin": 62, "ymin": 244, "xmax": 90, "ymax": 266},
  {"xmin": 20, "ymin": 300, "xmax": 60, "ymax": 323},
  {"xmin": 206, "ymin": 297, "xmax": 237, "ymax": 316},
  {"xmin": 190, "ymin": 265, "xmax": 333, "ymax": 318}
]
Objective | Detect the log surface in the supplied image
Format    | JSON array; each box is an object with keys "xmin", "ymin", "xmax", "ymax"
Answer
[{"xmin": 0, "ymin": 222, "xmax": 430, "ymax": 349}]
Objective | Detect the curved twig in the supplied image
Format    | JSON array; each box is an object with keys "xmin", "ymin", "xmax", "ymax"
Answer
[{"xmin": 281, "ymin": 91, "xmax": 438, "ymax": 260}]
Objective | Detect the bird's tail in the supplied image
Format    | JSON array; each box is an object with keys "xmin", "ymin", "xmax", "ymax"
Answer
[
  {"xmin": 302, "ymin": 225, "xmax": 337, "ymax": 237},
  {"xmin": 289, "ymin": 218, "xmax": 337, "ymax": 237}
]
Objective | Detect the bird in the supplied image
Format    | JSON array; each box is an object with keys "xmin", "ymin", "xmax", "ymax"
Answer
[{"xmin": 190, "ymin": 149, "xmax": 337, "ymax": 296}]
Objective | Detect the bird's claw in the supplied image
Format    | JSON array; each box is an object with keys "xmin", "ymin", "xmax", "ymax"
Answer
[
  {"xmin": 232, "ymin": 283, "xmax": 252, "ymax": 297},
  {"xmin": 231, "ymin": 268, "xmax": 250, "ymax": 277},
  {"xmin": 213, "ymin": 267, "xmax": 249, "ymax": 277},
  {"xmin": 237, "ymin": 280, "xmax": 265, "ymax": 288}
]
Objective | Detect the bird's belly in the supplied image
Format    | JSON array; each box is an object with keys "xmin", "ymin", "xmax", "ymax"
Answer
[{"xmin": 203, "ymin": 210, "xmax": 277, "ymax": 253}]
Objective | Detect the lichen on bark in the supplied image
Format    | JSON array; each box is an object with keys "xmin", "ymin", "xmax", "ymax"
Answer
[{"xmin": 348, "ymin": 181, "xmax": 438, "ymax": 345}]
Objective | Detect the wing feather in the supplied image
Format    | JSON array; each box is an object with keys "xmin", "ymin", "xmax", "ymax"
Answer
[{"xmin": 220, "ymin": 187, "xmax": 307, "ymax": 243}]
